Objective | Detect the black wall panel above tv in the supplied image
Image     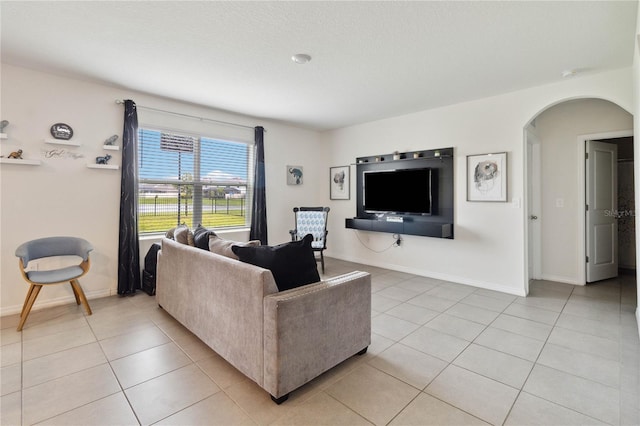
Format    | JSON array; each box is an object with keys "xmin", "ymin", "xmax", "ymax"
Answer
[{"xmin": 345, "ymin": 147, "xmax": 454, "ymax": 239}]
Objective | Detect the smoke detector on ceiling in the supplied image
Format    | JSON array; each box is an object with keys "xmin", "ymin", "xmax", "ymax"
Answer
[{"xmin": 291, "ymin": 54, "xmax": 312, "ymax": 64}]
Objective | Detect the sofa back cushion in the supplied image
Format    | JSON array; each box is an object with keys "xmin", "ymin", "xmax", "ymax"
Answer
[
  {"xmin": 232, "ymin": 234, "xmax": 320, "ymax": 291},
  {"xmin": 209, "ymin": 235, "xmax": 260, "ymax": 259}
]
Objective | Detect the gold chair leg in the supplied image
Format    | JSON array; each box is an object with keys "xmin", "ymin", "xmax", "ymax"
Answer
[
  {"xmin": 70, "ymin": 281, "xmax": 81, "ymax": 305},
  {"xmin": 70, "ymin": 280, "xmax": 92, "ymax": 316},
  {"xmin": 17, "ymin": 284, "xmax": 42, "ymax": 331}
]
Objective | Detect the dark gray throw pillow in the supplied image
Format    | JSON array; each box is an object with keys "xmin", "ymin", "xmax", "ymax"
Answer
[
  {"xmin": 231, "ymin": 234, "xmax": 320, "ymax": 291},
  {"xmin": 193, "ymin": 224, "xmax": 216, "ymax": 250}
]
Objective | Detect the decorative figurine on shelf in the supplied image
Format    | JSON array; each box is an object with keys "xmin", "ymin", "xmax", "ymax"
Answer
[
  {"xmin": 104, "ymin": 134, "xmax": 118, "ymax": 146},
  {"xmin": 0, "ymin": 120, "xmax": 9, "ymax": 132},
  {"xmin": 50, "ymin": 123, "xmax": 73, "ymax": 140},
  {"xmin": 2, "ymin": 149, "xmax": 24, "ymax": 159},
  {"xmin": 95, "ymin": 154, "xmax": 112, "ymax": 165}
]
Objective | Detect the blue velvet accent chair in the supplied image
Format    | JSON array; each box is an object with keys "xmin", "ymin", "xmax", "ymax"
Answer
[
  {"xmin": 289, "ymin": 207, "xmax": 330, "ymax": 273},
  {"xmin": 15, "ymin": 236, "xmax": 93, "ymax": 331}
]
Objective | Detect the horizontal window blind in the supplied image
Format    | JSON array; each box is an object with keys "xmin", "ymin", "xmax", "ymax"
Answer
[{"xmin": 138, "ymin": 128, "xmax": 253, "ymax": 234}]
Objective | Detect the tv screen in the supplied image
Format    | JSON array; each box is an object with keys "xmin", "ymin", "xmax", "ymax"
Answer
[{"xmin": 363, "ymin": 168, "xmax": 434, "ymax": 215}]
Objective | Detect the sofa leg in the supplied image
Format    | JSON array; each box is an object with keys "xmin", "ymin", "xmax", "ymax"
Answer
[
  {"xmin": 271, "ymin": 393, "xmax": 289, "ymax": 404},
  {"xmin": 356, "ymin": 347, "xmax": 368, "ymax": 356}
]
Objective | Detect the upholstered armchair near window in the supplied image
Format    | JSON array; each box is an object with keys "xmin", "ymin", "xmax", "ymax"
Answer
[{"xmin": 289, "ymin": 207, "xmax": 330, "ymax": 273}]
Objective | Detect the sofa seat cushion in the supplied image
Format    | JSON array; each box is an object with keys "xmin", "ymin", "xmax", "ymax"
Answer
[
  {"xmin": 209, "ymin": 235, "xmax": 260, "ymax": 259},
  {"xmin": 232, "ymin": 234, "xmax": 320, "ymax": 291}
]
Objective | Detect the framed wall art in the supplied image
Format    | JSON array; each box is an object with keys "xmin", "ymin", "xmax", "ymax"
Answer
[
  {"xmin": 330, "ymin": 165, "xmax": 350, "ymax": 200},
  {"xmin": 467, "ymin": 152, "xmax": 507, "ymax": 202},
  {"xmin": 286, "ymin": 165, "xmax": 303, "ymax": 185}
]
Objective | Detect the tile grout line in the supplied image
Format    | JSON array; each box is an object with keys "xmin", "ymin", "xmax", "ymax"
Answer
[
  {"xmin": 148, "ymin": 303, "xmax": 258, "ymax": 426},
  {"xmin": 6, "ymin": 268, "xmax": 635, "ymax": 426},
  {"xmin": 370, "ymin": 285, "xmax": 506, "ymax": 424},
  {"xmin": 496, "ymin": 282, "xmax": 626, "ymax": 425},
  {"xmin": 498, "ymin": 283, "xmax": 574, "ymax": 425},
  {"xmin": 19, "ymin": 312, "xmax": 137, "ymax": 426},
  {"xmin": 86, "ymin": 302, "xmax": 143, "ymax": 426}
]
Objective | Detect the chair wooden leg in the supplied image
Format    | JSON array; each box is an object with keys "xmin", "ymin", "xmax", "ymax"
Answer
[
  {"xmin": 70, "ymin": 280, "xmax": 92, "ymax": 316},
  {"xmin": 17, "ymin": 284, "xmax": 42, "ymax": 331},
  {"xmin": 70, "ymin": 281, "xmax": 81, "ymax": 305},
  {"xmin": 20, "ymin": 284, "xmax": 36, "ymax": 317},
  {"xmin": 320, "ymin": 251, "xmax": 325, "ymax": 274}
]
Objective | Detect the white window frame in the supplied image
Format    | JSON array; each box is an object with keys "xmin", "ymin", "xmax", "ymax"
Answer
[{"xmin": 137, "ymin": 127, "xmax": 253, "ymax": 234}]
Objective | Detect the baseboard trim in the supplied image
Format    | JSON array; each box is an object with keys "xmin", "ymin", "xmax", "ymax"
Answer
[
  {"xmin": 0, "ymin": 289, "xmax": 112, "ymax": 317},
  {"xmin": 539, "ymin": 274, "xmax": 582, "ymax": 286},
  {"xmin": 332, "ymin": 252, "xmax": 527, "ymax": 297}
]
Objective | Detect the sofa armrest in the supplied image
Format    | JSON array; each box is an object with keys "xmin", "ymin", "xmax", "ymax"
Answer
[{"xmin": 263, "ymin": 271, "xmax": 371, "ymax": 398}]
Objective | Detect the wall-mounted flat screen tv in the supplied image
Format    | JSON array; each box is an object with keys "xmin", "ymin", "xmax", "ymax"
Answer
[{"xmin": 363, "ymin": 168, "xmax": 435, "ymax": 215}]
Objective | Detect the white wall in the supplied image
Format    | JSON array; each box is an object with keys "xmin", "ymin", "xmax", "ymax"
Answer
[
  {"xmin": 1, "ymin": 62, "xmax": 636, "ymax": 313},
  {"xmin": 0, "ymin": 63, "xmax": 325, "ymax": 315},
  {"xmin": 323, "ymin": 68, "xmax": 633, "ymax": 296},
  {"xmin": 534, "ymin": 99, "xmax": 632, "ymax": 284}
]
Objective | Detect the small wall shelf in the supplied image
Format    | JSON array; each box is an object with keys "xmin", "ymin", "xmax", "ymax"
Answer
[
  {"xmin": 103, "ymin": 145, "xmax": 119, "ymax": 151},
  {"xmin": 87, "ymin": 163, "xmax": 119, "ymax": 170},
  {"xmin": 0, "ymin": 158, "xmax": 41, "ymax": 165},
  {"xmin": 0, "ymin": 133, "xmax": 7, "ymax": 139},
  {"xmin": 45, "ymin": 138, "xmax": 81, "ymax": 146},
  {"xmin": 346, "ymin": 218, "xmax": 453, "ymax": 238}
]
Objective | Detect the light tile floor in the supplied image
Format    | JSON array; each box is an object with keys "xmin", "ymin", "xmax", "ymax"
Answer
[{"xmin": 1, "ymin": 258, "xmax": 638, "ymax": 425}]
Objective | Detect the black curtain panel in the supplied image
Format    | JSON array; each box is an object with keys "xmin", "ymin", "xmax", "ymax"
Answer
[
  {"xmin": 250, "ymin": 126, "xmax": 268, "ymax": 245},
  {"xmin": 117, "ymin": 100, "xmax": 141, "ymax": 295}
]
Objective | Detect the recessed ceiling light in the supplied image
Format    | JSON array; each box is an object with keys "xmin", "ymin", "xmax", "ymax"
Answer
[
  {"xmin": 561, "ymin": 69, "xmax": 577, "ymax": 78},
  {"xmin": 291, "ymin": 53, "xmax": 311, "ymax": 64}
]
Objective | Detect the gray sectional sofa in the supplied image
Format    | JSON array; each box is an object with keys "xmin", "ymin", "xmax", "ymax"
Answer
[{"xmin": 156, "ymin": 238, "xmax": 372, "ymax": 403}]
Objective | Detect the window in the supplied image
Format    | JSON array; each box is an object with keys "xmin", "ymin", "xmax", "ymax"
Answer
[{"xmin": 138, "ymin": 128, "xmax": 253, "ymax": 234}]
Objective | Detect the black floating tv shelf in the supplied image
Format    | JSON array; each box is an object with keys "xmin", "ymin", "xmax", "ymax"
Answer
[
  {"xmin": 346, "ymin": 218, "xmax": 453, "ymax": 239},
  {"xmin": 347, "ymin": 147, "xmax": 455, "ymax": 239}
]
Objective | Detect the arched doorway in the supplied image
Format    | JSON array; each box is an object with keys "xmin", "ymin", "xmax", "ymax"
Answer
[{"xmin": 523, "ymin": 98, "xmax": 634, "ymax": 290}]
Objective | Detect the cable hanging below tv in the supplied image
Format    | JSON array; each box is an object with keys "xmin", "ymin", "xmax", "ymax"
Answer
[{"xmin": 345, "ymin": 147, "xmax": 454, "ymax": 239}]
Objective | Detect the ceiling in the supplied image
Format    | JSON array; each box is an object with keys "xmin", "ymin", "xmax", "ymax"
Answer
[{"xmin": 1, "ymin": 1, "xmax": 637, "ymax": 131}]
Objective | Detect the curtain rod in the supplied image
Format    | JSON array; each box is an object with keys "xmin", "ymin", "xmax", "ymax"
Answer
[{"xmin": 115, "ymin": 99, "xmax": 261, "ymax": 132}]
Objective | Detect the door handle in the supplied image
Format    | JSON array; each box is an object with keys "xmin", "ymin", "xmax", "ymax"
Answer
[{"xmin": 530, "ymin": 215, "xmax": 538, "ymax": 220}]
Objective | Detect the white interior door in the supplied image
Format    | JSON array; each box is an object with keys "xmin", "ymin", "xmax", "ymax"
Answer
[
  {"xmin": 527, "ymin": 132, "xmax": 542, "ymax": 281},
  {"xmin": 586, "ymin": 140, "xmax": 618, "ymax": 282}
]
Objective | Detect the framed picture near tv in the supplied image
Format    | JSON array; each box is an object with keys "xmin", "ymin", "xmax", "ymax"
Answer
[
  {"xmin": 467, "ymin": 152, "xmax": 507, "ymax": 202},
  {"xmin": 330, "ymin": 166, "xmax": 350, "ymax": 200}
]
